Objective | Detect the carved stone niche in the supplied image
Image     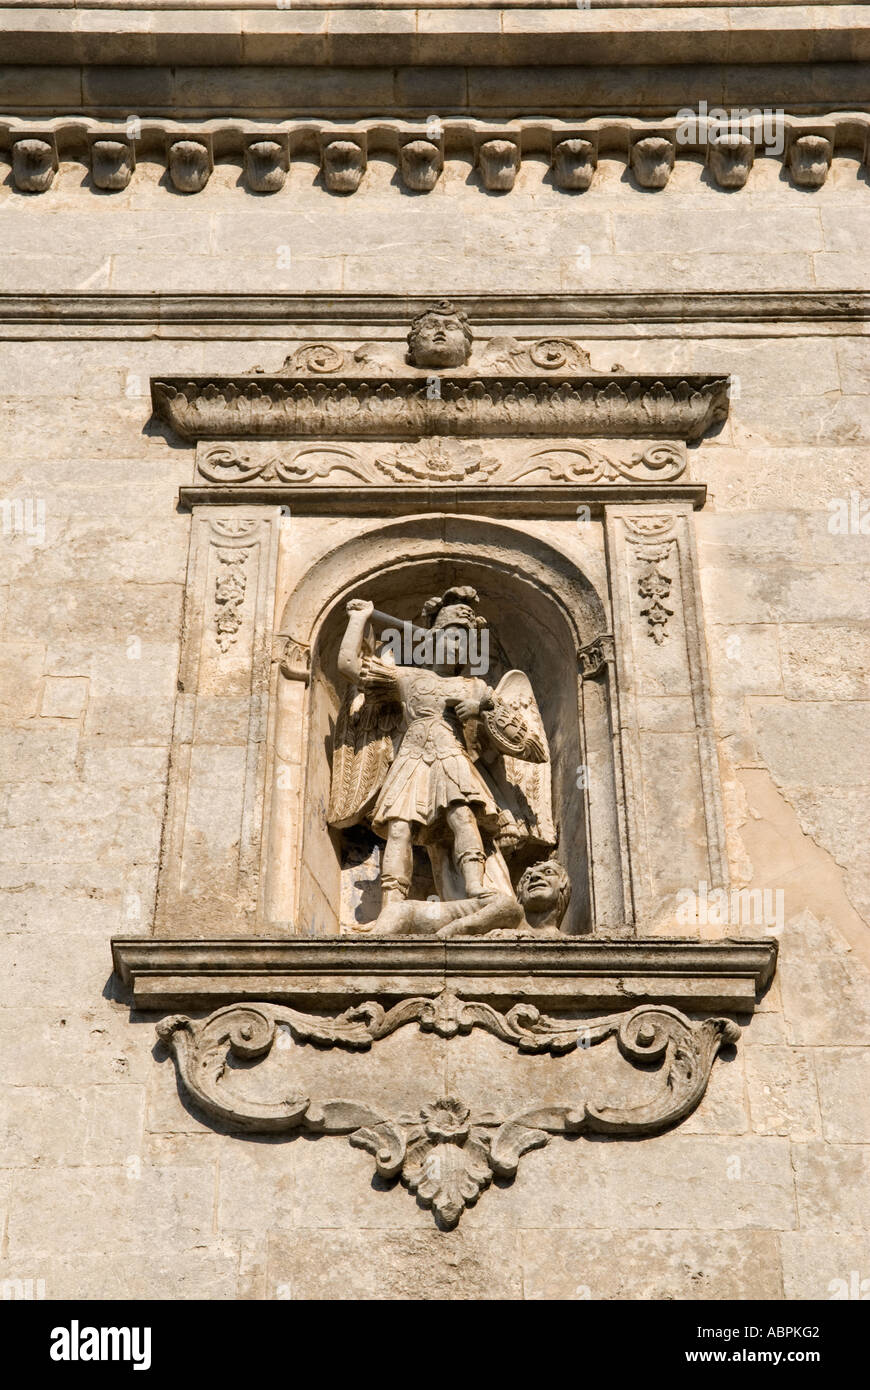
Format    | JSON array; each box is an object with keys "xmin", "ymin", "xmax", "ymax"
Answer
[{"xmin": 113, "ymin": 308, "xmax": 777, "ymax": 1226}]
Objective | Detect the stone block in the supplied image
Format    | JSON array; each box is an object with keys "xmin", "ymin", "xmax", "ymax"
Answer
[
  {"xmin": 0, "ymin": 1005, "xmax": 152, "ymax": 1088},
  {"xmin": 520, "ymin": 1228, "xmax": 783, "ymax": 1301},
  {"xmin": 780, "ymin": 1231, "xmax": 870, "ymax": 1300},
  {"xmin": 0, "ymin": 727, "xmax": 78, "ymax": 783},
  {"xmin": 217, "ymin": 1141, "xmax": 297, "ymax": 1233},
  {"xmin": 780, "ymin": 624, "xmax": 870, "ymax": 700},
  {"xmin": 39, "ymin": 675, "xmax": 88, "ymax": 719},
  {"xmin": 815, "ymin": 1049, "xmax": 870, "ymax": 1143},
  {"xmin": 0, "ymin": 1083, "xmax": 145, "ymax": 1168},
  {"xmin": 708, "ymin": 624, "xmax": 783, "ymax": 698},
  {"xmin": 745, "ymin": 1047, "xmax": 822, "ymax": 1139},
  {"xmin": 793, "ymin": 1142, "xmax": 870, "ymax": 1229},
  {"xmin": 753, "ymin": 702, "xmax": 870, "ymax": 787},
  {"xmin": 266, "ymin": 1228, "xmax": 523, "ymax": 1300},
  {"xmin": 0, "ymin": 642, "xmax": 44, "ymax": 719},
  {"xmin": 5, "ymin": 1164, "xmax": 216, "ymax": 1257},
  {"xmin": 780, "ymin": 941, "xmax": 870, "ymax": 1048},
  {"xmin": 44, "ymin": 1245, "xmax": 241, "ymax": 1301},
  {"xmin": 459, "ymin": 1134, "xmax": 796, "ymax": 1231}
]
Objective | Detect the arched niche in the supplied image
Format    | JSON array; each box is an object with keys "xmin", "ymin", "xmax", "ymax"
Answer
[{"xmin": 263, "ymin": 515, "xmax": 626, "ymax": 937}]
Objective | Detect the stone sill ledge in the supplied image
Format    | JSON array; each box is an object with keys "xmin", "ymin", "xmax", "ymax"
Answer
[
  {"xmin": 178, "ymin": 483, "xmax": 708, "ymax": 514},
  {"xmin": 111, "ymin": 936, "xmax": 778, "ymax": 1012},
  {"xmin": 1, "ymin": 7, "xmax": 868, "ymax": 67}
]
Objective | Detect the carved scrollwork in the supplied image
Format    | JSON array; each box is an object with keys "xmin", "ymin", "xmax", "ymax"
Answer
[
  {"xmin": 285, "ymin": 343, "xmax": 346, "ymax": 374},
  {"xmin": 516, "ymin": 443, "xmax": 684, "ymax": 485},
  {"xmin": 481, "ymin": 336, "xmax": 592, "ymax": 373},
  {"xmin": 199, "ymin": 445, "xmax": 268, "ymax": 484},
  {"xmin": 158, "ymin": 996, "xmax": 740, "ymax": 1227},
  {"xmin": 198, "ymin": 443, "xmax": 370, "ymax": 485},
  {"xmin": 529, "ymin": 338, "xmax": 587, "ymax": 370}
]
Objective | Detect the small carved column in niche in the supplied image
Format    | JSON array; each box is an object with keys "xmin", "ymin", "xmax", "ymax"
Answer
[
  {"xmin": 155, "ymin": 506, "xmax": 282, "ymax": 936},
  {"xmin": 604, "ymin": 503, "xmax": 728, "ymax": 926},
  {"xmin": 577, "ymin": 633, "xmax": 634, "ymax": 934}
]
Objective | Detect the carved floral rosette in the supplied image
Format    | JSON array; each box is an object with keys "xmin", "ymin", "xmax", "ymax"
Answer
[{"xmin": 158, "ymin": 991, "xmax": 740, "ymax": 1228}]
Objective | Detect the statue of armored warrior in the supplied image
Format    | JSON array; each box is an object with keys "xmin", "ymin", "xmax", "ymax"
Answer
[{"xmin": 327, "ymin": 585, "xmax": 563, "ymax": 935}]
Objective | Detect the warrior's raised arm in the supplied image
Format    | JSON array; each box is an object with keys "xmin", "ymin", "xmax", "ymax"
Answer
[{"xmin": 337, "ymin": 598, "xmax": 375, "ymax": 683}]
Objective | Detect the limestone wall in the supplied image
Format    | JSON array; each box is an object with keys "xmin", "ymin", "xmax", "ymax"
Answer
[{"xmin": 1, "ymin": 129, "xmax": 869, "ymax": 1300}]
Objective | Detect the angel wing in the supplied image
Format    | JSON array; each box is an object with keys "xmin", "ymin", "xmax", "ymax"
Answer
[
  {"xmin": 327, "ymin": 684, "xmax": 402, "ymax": 829},
  {"xmin": 481, "ymin": 670, "xmax": 556, "ymax": 849}
]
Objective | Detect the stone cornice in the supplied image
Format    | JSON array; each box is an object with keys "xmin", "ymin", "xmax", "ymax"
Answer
[
  {"xmin": 2, "ymin": 112, "xmax": 870, "ymax": 194},
  {"xmin": 0, "ymin": 292, "xmax": 865, "ymax": 342},
  {"xmin": 111, "ymin": 936, "xmax": 778, "ymax": 1012},
  {"xmin": 151, "ymin": 373, "xmax": 729, "ymax": 443},
  {"xmin": 1, "ymin": 7, "xmax": 868, "ymax": 68}
]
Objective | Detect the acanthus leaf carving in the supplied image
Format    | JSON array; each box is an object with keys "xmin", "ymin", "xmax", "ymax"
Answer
[
  {"xmin": 198, "ymin": 443, "xmax": 370, "ymax": 485},
  {"xmin": 631, "ymin": 135, "xmax": 675, "ymax": 189},
  {"xmin": 158, "ymin": 996, "xmax": 740, "ymax": 1228},
  {"xmin": 153, "ymin": 374, "xmax": 729, "ymax": 444},
  {"xmin": 577, "ymin": 632, "xmax": 615, "ymax": 679},
  {"xmin": 516, "ymin": 443, "xmax": 684, "ymax": 485},
  {"xmin": 400, "ymin": 1101, "xmax": 494, "ymax": 1227},
  {"xmin": 194, "ymin": 439, "xmax": 687, "ymax": 492}
]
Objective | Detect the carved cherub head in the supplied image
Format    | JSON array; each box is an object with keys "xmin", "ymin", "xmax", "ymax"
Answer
[
  {"xmin": 407, "ymin": 300, "xmax": 473, "ymax": 368},
  {"xmin": 516, "ymin": 859, "xmax": 572, "ymax": 932}
]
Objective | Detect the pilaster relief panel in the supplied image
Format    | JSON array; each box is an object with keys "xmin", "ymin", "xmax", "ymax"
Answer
[
  {"xmin": 604, "ymin": 504, "xmax": 728, "ymax": 924},
  {"xmin": 155, "ymin": 505, "xmax": 282, "ymax": 936}
]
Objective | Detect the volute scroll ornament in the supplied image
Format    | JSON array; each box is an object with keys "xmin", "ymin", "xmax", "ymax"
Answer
[{"xmin": 158, "ymin": 997, "xmax": 740, "ymax": 1228}]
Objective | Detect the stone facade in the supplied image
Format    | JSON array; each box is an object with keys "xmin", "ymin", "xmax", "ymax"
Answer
[{"xmin": 1, "ymin": 3, "xmax": 869, "ymax": 1300}]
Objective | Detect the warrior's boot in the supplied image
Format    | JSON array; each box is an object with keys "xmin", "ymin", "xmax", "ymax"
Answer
[
  {"xmin": 447, "ymin": 803, "xmax": 490, "ymax": 898},
  {"xmin": 456, "ymin": 849, "xmax": 488, "ymax": 897}
]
